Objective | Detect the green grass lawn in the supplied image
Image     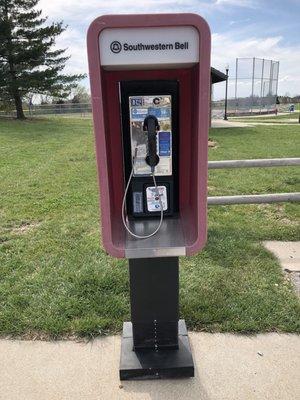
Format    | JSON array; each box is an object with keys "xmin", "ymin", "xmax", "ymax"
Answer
[{"xmin": 0, "ymin": 117, "xmax": 299, "ymax": 338}]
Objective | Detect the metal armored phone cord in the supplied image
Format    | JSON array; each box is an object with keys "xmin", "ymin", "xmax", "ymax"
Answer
[{"xmin": 122, "ymin": 148, "xmax": 164, "ymax": 239}]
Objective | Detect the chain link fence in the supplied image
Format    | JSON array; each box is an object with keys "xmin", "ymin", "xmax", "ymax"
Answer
[
  {"xmin": 0, "ymin": 102, "xmax": 92, "ymax": 118},
  {"xmin": 226, "ymin": 57, "xmax": 280, "ymax": 116}
]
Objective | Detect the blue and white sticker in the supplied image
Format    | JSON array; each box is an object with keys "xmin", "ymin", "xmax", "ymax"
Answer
[
  {"xmin": 159, "ymin": 131, "xmax": 171, "ymax": 156},
  {"xmin": 148, "ymin": 107, "xmax": 171, "ymax": 119},
  {"xmin": 130, "ymin": 108, "xmax": 148, "ymax": 120}
]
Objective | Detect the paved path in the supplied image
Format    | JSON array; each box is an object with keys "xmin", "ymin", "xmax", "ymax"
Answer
[
  {"xmin": 211, "ymin": 119, "xmax": 299, "ymax": 128},
  {"xmin": 1, "ymin": 333, "xmax": 299, "ymax": 400},
  {"xmin": 230, "ymin": 113, "xmax": 292, "ymax": 119},
  {"xmin": 247, "ymin": 121, "xmax": 298, "ymax": 125},
  {"xmin": 264, "ymin": 241, "xmax": 300, "ymax": 296},
  {"xmin": 211, "ymin": 120, "xmax": 250, "ymax": 128},
  {"xmin": 264, "ymin": 241, "xmax": 300, "ymax": 272}
]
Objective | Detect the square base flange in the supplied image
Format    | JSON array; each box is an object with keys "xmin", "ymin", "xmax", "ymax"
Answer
[{"xmin": 119, "ymin": 319, "xmax": 194, "ymax": 380}]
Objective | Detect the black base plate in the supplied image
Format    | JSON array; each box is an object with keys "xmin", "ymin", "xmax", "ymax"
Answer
[{"xmin": 119, "ymin": 320, "xmax": 194, "ymax": 380}]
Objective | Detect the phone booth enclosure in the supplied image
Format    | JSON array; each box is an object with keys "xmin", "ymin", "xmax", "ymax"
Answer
[{"xmin": 87, "ymin": 14, "xmax": 211, "ymax": 258}]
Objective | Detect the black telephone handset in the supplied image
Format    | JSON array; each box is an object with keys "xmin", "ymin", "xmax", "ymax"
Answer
[
  {"xmin": 143, "ymin": 115, "xmax": 160, "ymax": 171},
  {"xmin": 122, "ymin": 114, "xmax": 164, "ymax": 238}
]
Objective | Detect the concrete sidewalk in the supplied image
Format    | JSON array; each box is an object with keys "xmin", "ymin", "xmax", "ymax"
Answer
[
  {"xmin": 264, "ymin": 241, "xmax": 300, "ymax": 272},
  {"xmin": 1, "ymin": 333, "xmax": 299, "ymax": 400},
  {"xmin": 211, "ymin": 120, "xmax": 250, "ymax": 128}
]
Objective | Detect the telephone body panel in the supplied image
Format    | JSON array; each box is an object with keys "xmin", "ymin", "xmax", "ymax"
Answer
[{"xmin": 120, "ymin": 80, "xmax": 179, "ymax": 218}]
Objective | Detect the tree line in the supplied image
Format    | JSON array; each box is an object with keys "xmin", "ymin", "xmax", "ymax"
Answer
[{"xmin": 0, "ymin": 0, "xmax": 84, "ymax": 119}]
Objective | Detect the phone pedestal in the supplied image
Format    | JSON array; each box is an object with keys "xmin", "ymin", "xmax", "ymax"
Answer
[
  {"xmin": 119, "ymin": 257, "xmax": 194, "ymax": 380},
  {"xmin": 119, "ymin": 319, "xmax": 194, "ymax": 380}
]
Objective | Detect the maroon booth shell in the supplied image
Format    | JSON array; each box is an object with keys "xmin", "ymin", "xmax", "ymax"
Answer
[{"xmin": 87, "ymin": 13, "xmax": 211, "ymax": 258}]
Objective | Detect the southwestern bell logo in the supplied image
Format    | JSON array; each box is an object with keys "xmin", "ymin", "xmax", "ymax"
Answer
[
  {"xmin": 110, "ymin": 41, "xmax": 122, "ymax": 53},
  {"xmin": 110, "ymin": 40, "xmax": 189, "ymax": 53}
]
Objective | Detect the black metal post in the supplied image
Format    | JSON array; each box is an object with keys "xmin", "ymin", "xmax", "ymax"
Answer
[
  {"xmin": 129, "ymin": 257, "xmax": 179, "ymax": 350},
  {"xmin": 224, "ymin": 66, "xmax": 229, "ymax": 120},
  {"xmin": 119, "ymin": 257, "xmax": 194, "ymax": 380}
]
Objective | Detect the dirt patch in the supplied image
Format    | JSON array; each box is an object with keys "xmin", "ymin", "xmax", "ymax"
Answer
[
  {"xmin": 11, "ymin": 221, "xmax": 41, "ymax": 235},
  {"xmin": 258, "ymin": 204, "xmax": 297, "ymax": 226},
  {"xmin": 0, "ymin": 237, "xmax": 11, "ymax": 244},
  {"xmin": 208, "ymin": 138, "xmax": 217, "ymax": 148},
  {"xmin": 285, "ymin": 271, "xmax": 300, "ymax": 297},
  {"xmin": 208, "ymin": 185, "xmax": 217, "ymax": 193}
]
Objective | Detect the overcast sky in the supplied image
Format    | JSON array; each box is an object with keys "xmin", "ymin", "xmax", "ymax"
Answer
[{"xmin": 39, "ymin": 0, "xmax": 300, "ymax": 99}]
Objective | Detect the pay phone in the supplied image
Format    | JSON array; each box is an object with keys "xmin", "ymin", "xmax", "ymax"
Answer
[
  {"xmin": 88, "ymin": 12, "xmax": 210, "ymax": 379},
  {"xmin": 120, "ymin": 80, "xmax": 179, "ymax": 237}
]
